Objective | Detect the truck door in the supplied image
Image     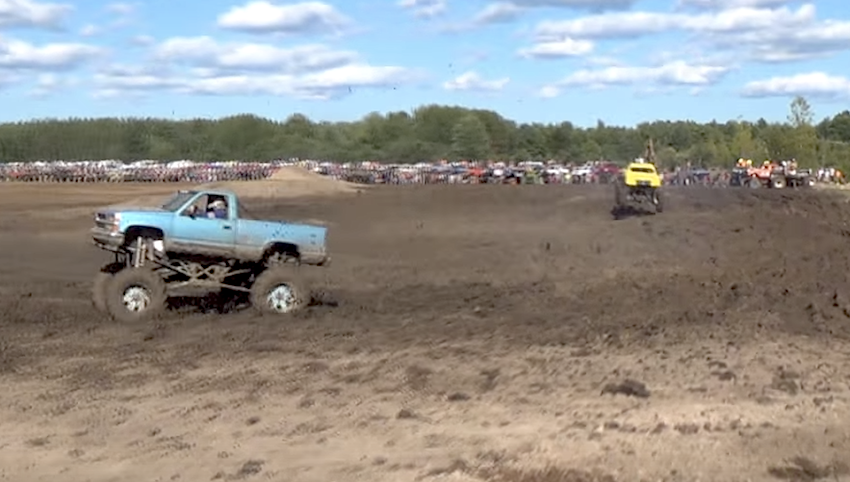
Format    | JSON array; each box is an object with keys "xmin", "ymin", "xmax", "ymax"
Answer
[{"xmin": 171, "ymin": 193, "xmax": 236, "ymax": 256}]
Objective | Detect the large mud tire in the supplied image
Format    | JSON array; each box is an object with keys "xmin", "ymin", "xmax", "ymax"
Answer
[
  {"xmin": 250, "ymin": 267, "xmax": 309, "ymax": 315},
  {"xmin": 92, "ymin": 262, "xmax": 125, "ymax": 313},
  {"xmin": 105, "ymin": 268, "xmax": 167, "ymax": 323},
  {"xmin": 655, "ymin": 190, "xmax": 664, "ymax": 213},
  {"xmin": 771, "ymin": 177, "xmax": 785, "ymax": 189},
  {"xmin": 614, "ymin": 182, "xmax": 626, "ymax": 207}
]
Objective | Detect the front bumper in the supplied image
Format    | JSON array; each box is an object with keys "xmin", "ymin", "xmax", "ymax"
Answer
[{"xmin": 91, "ymin": 227, "xmax": 124, "ymax": 251}]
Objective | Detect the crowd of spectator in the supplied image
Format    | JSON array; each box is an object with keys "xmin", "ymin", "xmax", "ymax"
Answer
[
  {"xmin": 0, "ymin": 160, "xmax": 279, "ymax": 183},
  {"xmin": 0, "ymin": 159, "xmax": 845, "ymax": 186}
]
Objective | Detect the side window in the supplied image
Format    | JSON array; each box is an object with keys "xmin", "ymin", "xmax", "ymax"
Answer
[
  {"xmin": 205, "ymin": 195, "xmax": 229, "ymax": 220},
  {"xmin": 181, "ymin": 194, "xmax": 209, "ymax": 217}
]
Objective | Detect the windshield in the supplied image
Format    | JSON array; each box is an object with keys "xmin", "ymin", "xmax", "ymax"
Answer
[
  {"xmin": 631, "ymin": 167, "xmax": 654, "ymax": 173},
  {"xmin": 161, "ymin": 191, "xmax": 195, "ymax": 211}
]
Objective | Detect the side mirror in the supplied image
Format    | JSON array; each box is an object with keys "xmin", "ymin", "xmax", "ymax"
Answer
[{"xmin": 186, "ymin": 205, "xmax": 197, "ymax": 218}]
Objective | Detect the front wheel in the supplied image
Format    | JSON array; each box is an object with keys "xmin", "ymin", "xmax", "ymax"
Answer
[
  {"xmin": 614, "ymin": 182, "xmax": 626, "ymax": 207},
  {"xmin": 92, "ymin": 262, "xmax": 124, "ymax": 313},
  {"xmin": 250, "ymin": 267, "xmax": 309, "ymax": 315},
  {"xmin": 104, "ymin": 268, "xmax": 167, "ymax": 322},
  {"xmin": 654, "ymin": 190, "xmax": 664, "ymax": 213}
]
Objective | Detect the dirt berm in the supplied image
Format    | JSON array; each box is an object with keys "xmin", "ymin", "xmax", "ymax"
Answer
[
  {"xmin": 200, "ymin": 165, "xmax": 361, "ymax": 198},
  {"xmin": 104, "ymin": 166, "xmax": 360, "ymax": 209}
]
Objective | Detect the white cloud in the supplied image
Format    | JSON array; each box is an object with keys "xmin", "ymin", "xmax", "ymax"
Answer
[
  {"xmin": 0, "ymin": 71, "xmax": 18, "ymax": 88},
  {"xmin": 511, "ymin": 0, "xmax": 634, "ymax": 7},
  {"xmin": 28, "ymin": 72, "xmax": 75, "ymax": 97},
  {"xmin": 742, "ymin": 72, "xmax": 850, "ymax": 98},
  {"xmin": 584, "ymin": 55, "xmax": 623, "ymax": 67},
  {"xmin": 717, "ymin": 17, "xmax": 850, "ymax": 62},
  {"xmin": 470, "ymin": 0, "xmax": 634, "ymax": 27},
  {"xmin": 537, "ymin": 85, "xmax": 560, "ymax": 98},
  {"xmin": 105, "ymin": 2, "xmax": 134, "ymax": 15},
  {"xmin": 95, "ymin": 63, "xmax": 414, "ymax": 100},
  {"xmin": 152, "ymin": 36, "xmax": 356, "ymax": 73},
  {"xmin": 473, "ymin": 2, "xmax": 522, "ymax": 24},
  {"xmin": 533, "ymin": 4, "xmax": 812, "ymax": 40},
  {"xmin": 96, "ymin": 29, "xmax": 419, "ymax": 100},
  {"xmin": 398, "ymin": 0, "xmax": 446, "ymax": 18},
  {"xmin": 104, "ymin": 1, "xmax": 137, "ymax": 27},
  {"xmin": 676, "ymin": 0, "xmax": 793, "ymax": 9},
  {"xmin": 0, "ymin": 0, "xmax": 70, "ymax": 28},
  {"xmin": 540, "ymin": 60, "xmax": 730, "ymax": 96},
  {"xmin": 443, "ymin": 71, "xmax": 509, "ymax": 92},
  {"xmin": 0, "ymin": 37, "xmax": 101, "ymax": 70},
  {"xmin": 79, "ymin": 23, "xmax": 98, "ymax": 36},
  {"xmin": 217, "ymin": 1, "xmax": 351, "ymax": 35},
  {"xmin": 130, "ymin": 35, "xmax": 154, "ymax": 46},
  {"xmin": 518, "ymin": 38, "xmax": 593, "ymax": 58},
  {"xmin": 527, "ymin": 3, "xmax": 850, "ymax": 63}
]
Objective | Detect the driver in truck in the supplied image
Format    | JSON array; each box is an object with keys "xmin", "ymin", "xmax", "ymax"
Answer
[{"xmin": 207, "ymin": 198, "xmax": 227, "ymax": 219}]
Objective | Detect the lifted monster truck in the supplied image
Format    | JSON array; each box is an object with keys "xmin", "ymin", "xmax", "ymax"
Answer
[
  {"xmin": 90, "ymin": 190, "xmax": 330, "ymax": 322},
  {"xmin": 730, "ymin": 163, "xmax": 785, "ymax": 188},
  {"xmin": 614, "ymin": 161, "xmax": 664, "ymax": 214}
]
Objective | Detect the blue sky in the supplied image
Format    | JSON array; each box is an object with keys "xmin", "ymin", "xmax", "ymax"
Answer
[{"xmin": 0, "ymin": 0, "xmax": 848, "ymax": 127}]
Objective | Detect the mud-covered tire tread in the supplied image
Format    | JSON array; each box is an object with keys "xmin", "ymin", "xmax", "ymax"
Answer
[
  {"xmin": 104, "ymin": 267, "xmax": 167, "ymax": 323},
  {"xmin": 92, "ymin": 262, "xmax": 124, "ymax": 313},
  {"xmin": 614, "ymin": 181, "xmax": 626, "ymax": 207},
  {"xmin": 250, "ymin": 267, "xmax": 309, "ymax": 315}
]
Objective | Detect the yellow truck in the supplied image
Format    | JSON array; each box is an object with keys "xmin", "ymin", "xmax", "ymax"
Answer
[{"xmin": 614, "ymin": 161, "xmax": 664, "ymax": 214}]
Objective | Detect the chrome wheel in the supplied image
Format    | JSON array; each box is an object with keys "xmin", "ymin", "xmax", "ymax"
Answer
[
  {"xmin": 122, "ymin": 286, "xmax": 151, "ymax": 312},
  {"xmin": 266, "ymin": 284, "xmax": 297, "ymax": 313}
]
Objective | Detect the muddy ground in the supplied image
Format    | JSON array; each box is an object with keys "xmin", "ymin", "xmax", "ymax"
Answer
[{"xmin": 0, "ymin": 182, "xmax": 849, "ymax": 482}]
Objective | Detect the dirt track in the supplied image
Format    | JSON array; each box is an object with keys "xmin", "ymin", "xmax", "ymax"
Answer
[{"xmin": 1, "ymin": 183, "xmax": 850, "ymax": 482}]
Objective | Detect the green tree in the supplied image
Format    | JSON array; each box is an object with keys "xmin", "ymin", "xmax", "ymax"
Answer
[
  {"xmin": 0, "ymin": 102, "xmax": 848, "ymax": 169},
  {"xmin": 786, "ymin": 96, "xmax": 819, "ymax": 165},
  {"xmin": 729, "ymin": 122, "xmax": 767, "ymax": 160},
  {"xmin": 451, "ymin": 114, "xmax": 491, "ymax": 160},
  {"xmin": 788, "ymin": 96, "xmax": 814, "ymax": 128}
]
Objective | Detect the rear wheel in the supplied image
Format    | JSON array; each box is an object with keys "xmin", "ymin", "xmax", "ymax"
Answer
[
  {"xmin": 771, "ymin": 177, "xmax": 785, "ymax": 189},
  {"xmin": 105, "ymin": 268, "xmax": 167, "ymax": 322},
  {"xmin": 250, "ymin": 267, "xmax": 309, "ymax": 315}
]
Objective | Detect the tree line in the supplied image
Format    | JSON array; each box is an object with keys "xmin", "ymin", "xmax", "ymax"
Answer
[{"xmin": 1, "ymin": 96, "xmax": 849, "ymax": 169}]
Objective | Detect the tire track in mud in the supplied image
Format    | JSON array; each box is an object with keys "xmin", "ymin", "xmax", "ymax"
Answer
[
  {"xmin": 1, "ymin": 184, "xmax": 850, "ymax": 482},
  {"xmin": 2, "ymin": 184, "xmax": 850, "ymax": 358}
]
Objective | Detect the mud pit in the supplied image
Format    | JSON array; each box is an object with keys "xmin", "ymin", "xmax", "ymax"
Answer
[{"xmin": 1, "ymin": 183, "xmax": 850, "ymax": 482}]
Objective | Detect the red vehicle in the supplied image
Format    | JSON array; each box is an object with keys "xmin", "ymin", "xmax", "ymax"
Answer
[{"xmin": 593, "ymin": 163, "xmax": 621, "ymax": 184}]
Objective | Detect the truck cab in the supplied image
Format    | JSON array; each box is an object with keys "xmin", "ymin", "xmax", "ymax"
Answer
[
  {"xmin": 623, "ymin": 162, "xmax": 661, "ymax": 188},
  {"xmin": 92, "ymin": 189, "xmax": 329, "ymax": 265},
  {"xmin": 169, "ymin": 190, "xmax": 241, "ymax": 257}
]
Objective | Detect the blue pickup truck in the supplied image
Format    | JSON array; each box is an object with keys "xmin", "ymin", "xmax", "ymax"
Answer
[{"xmin": 91, "ymin": 189, "xmax": 330, "ymax": 322}]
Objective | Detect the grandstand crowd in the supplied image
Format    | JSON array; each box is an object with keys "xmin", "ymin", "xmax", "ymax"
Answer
[{"xmin": 0, "ymin": 159, "xmax": 845, "ymax": 185}]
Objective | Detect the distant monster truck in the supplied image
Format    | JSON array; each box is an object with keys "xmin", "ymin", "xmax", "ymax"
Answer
[{"xmin": 614, "ymin": 161, "xmax": 664, "ymax": 214}]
